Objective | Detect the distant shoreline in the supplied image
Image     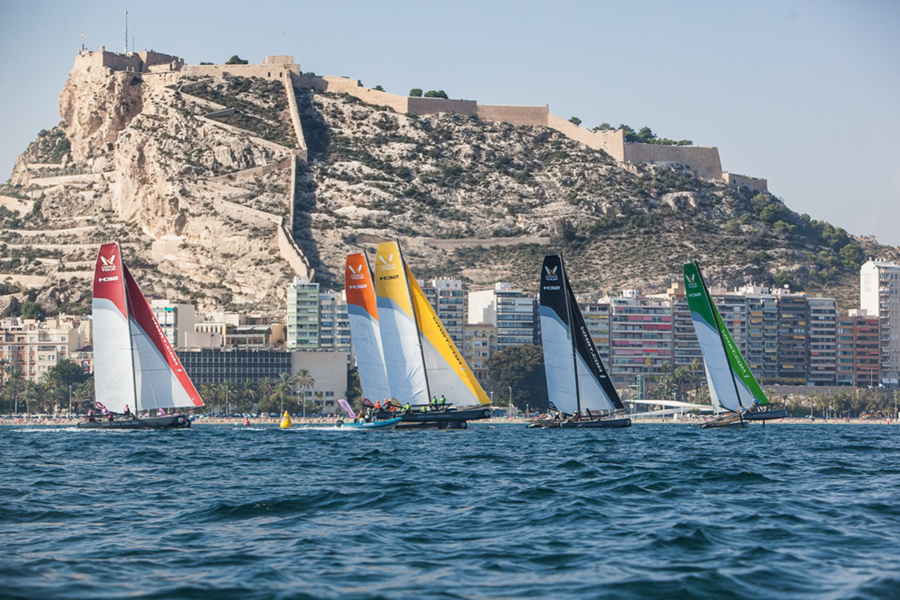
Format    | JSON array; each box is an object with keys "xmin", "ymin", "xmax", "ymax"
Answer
[{"xmin": 2, "ymin": 416, "xmax": 897, "ymax": 427}]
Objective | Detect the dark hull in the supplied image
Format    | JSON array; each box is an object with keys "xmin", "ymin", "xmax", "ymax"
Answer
[
  {"xmin": 76, "ymin": 415, "xmax": 191, "ymax": 430},
  {"xmin": 700, "ymin": 408, "xmax": 788, "ymax": 429},
  {"xmin": 742, "ymin": 409, "xmax": 788, "ymax": 421},
  {"xmin": 375, "ymin": 407, "xmax": 491, "ymax": 430},
  {"xmin": 527, "ymin": 417, "xmax": 632, "ymax": 429}
]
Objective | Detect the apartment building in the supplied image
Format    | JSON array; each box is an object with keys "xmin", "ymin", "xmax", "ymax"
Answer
[
  {"xmin": 462, "ymin": 323, "xmax": 496, "ymax": 384},
  {"xmin": 150, "ymin": 300, "xmax": 196, "ymax": 349},
  {"xmin": 468, "ymin": 283, "xmax": 536, "ymax": 350},
  {"xmin": 607, "ymin": 291, "xmax": 672, "ymax": 387},
  {"xmin": 776, "ymin": 294, "xmax": 809, "ymax": 381},
  {"xmin": 860, "ymin": 259, "xmax": 900, "ymax": 385},
  {"xmin": 286, "ymin": 277, "xmax": 320, "ymax": 349},
  {"xmin": 807, "ymin": 296, "xmax": 837, "ymax": 385},
  {"xmin": 420, "ymin": 278, "xmax": 466, "ymax": 346},
  {"xmin": 0, "ymin": 316, "xmax": 87, "ymax": 382},
  {"xmin": 317, "ymin": 291, "xmax": 352, "ymax": 356}
]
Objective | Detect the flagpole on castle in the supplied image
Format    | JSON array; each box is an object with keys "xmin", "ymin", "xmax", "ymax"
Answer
[{"xmin": 124, "ymin": 11, "xmax": 128, "ymax": 54}]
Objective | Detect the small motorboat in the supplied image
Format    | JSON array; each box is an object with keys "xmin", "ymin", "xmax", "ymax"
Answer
[{"xmin": 336, "ymin": 417, "xmax": 402, "ymax": 431}]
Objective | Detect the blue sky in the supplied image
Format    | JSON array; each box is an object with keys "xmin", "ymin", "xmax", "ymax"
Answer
[{"xmin": 1, "ymin": 0, "xmax": 898, "ymax": 245}]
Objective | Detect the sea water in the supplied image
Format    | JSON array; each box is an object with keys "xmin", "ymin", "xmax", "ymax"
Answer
[{"xmin": 1, "ymin": 423, "xmax": 898, "ymax": 599}]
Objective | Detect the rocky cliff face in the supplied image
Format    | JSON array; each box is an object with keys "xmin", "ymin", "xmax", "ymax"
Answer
[{"xmin": 1, "ymin": 57, "xmax": 897, "ymax": 319}]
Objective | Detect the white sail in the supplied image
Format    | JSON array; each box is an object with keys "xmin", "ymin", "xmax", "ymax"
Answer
[
  {"xmin": 540, "ymin": 305, "xmax": 580, "ymax": 415},
  {"xmin": 374, "ymin": 242, "xmax": 430, "ymax": 405},
  {"xmin": 575, "ymin": 353, "xmax": 618, "ymax": 413}
]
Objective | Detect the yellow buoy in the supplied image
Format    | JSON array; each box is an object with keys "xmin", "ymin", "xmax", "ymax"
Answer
[{"xmin": 280, "ymin": 411, "xmax": 292, "ymax": 428}]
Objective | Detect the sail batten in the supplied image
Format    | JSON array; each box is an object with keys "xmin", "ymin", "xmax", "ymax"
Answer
[
  {"xmin": 540, "ymin": 254, "xmax": 621, "ymax": 415},
  {"xmin": 345, "ymin": 254, "xmax": 392, "ymax": 403},
  {"xmin": 683, "ymin": 261, "xmax": 769, "ymax": 413}
]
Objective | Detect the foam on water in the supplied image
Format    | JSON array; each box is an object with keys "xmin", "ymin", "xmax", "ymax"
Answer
[{"xmin": 1, "ymin": 423, "xmax": 898, "ymax": 599}]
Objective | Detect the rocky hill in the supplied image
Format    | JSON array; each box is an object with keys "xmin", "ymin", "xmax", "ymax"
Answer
[{"xmin": 1, "ymin": 53, "xmax": 897, "ymax": 319}]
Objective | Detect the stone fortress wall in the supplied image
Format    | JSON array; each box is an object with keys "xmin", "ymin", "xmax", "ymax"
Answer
[
  {"xmin": 67, "ymin": 48, "xmax": 771, "ymax": 283},
  {"xmin": 74, "ymin": 48, "xmax": 768, "ymax": 193}
]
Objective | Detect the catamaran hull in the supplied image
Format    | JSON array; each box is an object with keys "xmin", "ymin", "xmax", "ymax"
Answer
[
  {"xmin": 375, "ymin": 407, "xmax": 491, "ymax": 429},
  {"xmin": 527, "ymin": 417, "xmax": 632, "ymax": 429},
  {"xmin": 742, "ymin": 409, "xmax": 788, "ymax": 421},
  {"xmin": 76, "ymin": 415, "xmax": 191, "ymax": 430},
  {"xmin": 700, "ymin": 408, "xmax": 788, "ymax": 429}
]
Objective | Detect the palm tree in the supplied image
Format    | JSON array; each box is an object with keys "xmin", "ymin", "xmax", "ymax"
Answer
[
  {"xmin": 22, "ymin": 380, "xmax": 41, "ymax": 416},
  {"xmin": 293, "ymin": 369, "xmax": 315, "ymax": 418},
  {"xmin": 275, "ymin": 372, "xmax": 295, "ymax": 415},
  {"xmin": 7, "ymin": 370, "xmax": 24, "ymax": 414}
]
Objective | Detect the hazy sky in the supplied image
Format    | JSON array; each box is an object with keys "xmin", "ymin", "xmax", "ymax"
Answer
[{"xmin": 1, "ymin": 0, "xmax": 898, "ymax": 245}]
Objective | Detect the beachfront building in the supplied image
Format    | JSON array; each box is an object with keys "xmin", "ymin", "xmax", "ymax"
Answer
[
  {"xmin": 286, "ymin": 276, "xmax": 320, "ymax": 349},
  {"xmin": 317, "ymin": 291, "xmax": 352, "ymax": 356},
  {"xmin": 860, "ymin": 259, "xmax": 900, "ymax": 385},
  {"xmin": 836, "ymin": 311, "xmax": 881, "ymax": 387},
  {"xmin": 776, "ymin": 293, "xmax": 809, "ymax": 382},
  {"xmin": 607, "ymin": 291, "xmax": 672, "ymax": 387},
  {"xmin": 174, "ymin": 348, "xmax": 348, "ymax": 414},
  {"xmin": 0, "ymin": 316, "xmax": 88, "ymax": 382},
  {"xmin": 462, "ymin": 323, "xmax": 496, "ymax": 384},
  {"xmin": 150, "ymin": 300, "xmax": 196, "ymax": 349},
  {"xmin": 468, "ymin": 283, "xmax": 536, "ymax": 350},
  {"xmin": 807, "ymin": 296, "xmax": 837, "ymax": 386},
  {"xmin": 419, "ymin": 278, "xmax": 466, "ymax": 346},
  {"xmin": 579, "ymin": 299, "xmax": 612, "ymax": 365}
]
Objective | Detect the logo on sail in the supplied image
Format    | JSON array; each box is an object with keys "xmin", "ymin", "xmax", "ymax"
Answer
[
  {"xmin": 378, "ymin": 254, "xmax": 396, "ymax": 271},
  {"xmin": 348, "ymin": 264, "xmax": 365, "ymax": 280},
  {"xmin": 544, "ymin": 266, "xmax": 558, "ymax": 281},
  {"xmin": 100, "ymin": 255, "xmax": 117, "ymax": 272}
]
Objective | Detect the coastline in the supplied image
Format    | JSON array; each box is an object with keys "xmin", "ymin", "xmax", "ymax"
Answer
[{"xmin": 2, "ymin": 416, "xmax": 898, "ymax": 426}]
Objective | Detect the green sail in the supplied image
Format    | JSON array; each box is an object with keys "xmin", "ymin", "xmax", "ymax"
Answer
[{"xmin": 683, "ymin": 261, "xmax": 768, "ymax": 412}]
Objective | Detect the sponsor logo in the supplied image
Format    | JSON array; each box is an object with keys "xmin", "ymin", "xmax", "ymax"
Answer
[
  {"xmin": 379, "ymin": 275, "xmax": 399, "ymax": 281},
  {"xmin": 348, "ymin": 264, "xmax": 365, "ymax": 280},
  {"xmin": 100, "ymin": 254, "xmax": 117, "ymax": 272},
  {"xmin": 544, "ymin": 266, "xmax": 558, "ymax": 281},
  {"xmin": 349, "ymin": 284, "xmax": 368, "ymax": 290},
  {"xmin": 688, "ymin": 292, "xmax": 702, "ymax": 298},
  {"xmin": 98, "ymin": 276, "xmax": 119, "ymax": 283},
  {"xmin": 543, "ymin": 285, "xmax": 560, "ymax": 290},
  {"xmin": 378, "ymin": 254, "xmax": 396, "ymax": 271},
  {"xmin": 686, "ymin": 274, "xmax": 696, "ymax": 283}
]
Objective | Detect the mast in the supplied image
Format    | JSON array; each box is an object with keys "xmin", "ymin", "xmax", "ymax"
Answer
[
  {"xmin": 560, "ymin": 256, "xmax": 582, "ymax": 415},
  {"xmin": 693, "ymin": 261, "xmax": 744, "ymax": 411},
  {"xmin": 119, "ymin": 244, "xmax": 139, "ymax": 413}
]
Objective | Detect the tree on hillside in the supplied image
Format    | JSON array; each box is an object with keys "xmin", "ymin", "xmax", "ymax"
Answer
[
  {"xmin": 20, "ymin": 302, "xmax": 44, "ymax": 320},
  {"xmin": 424, "ymin": 90, "xmax": 449, "ymax": 99},
  {"xmin": 226, "ymin": 55, "xmax": 249, "ymax": 65},
  {"xmin": 569, "ymin": 116, "xmax": 582, "ymax": 126},
  {"xmin": 486, "ymin": 344, "xmax": 548, "ymax": 412},
  {"xmin": 408, "ymin": 88, "xmax": 423, "ymax": 97}
]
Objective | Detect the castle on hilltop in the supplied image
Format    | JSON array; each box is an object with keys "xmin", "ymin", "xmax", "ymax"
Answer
[{"xmin": 72, "ymin": 47, "xmax": 768, "ymax": 192}]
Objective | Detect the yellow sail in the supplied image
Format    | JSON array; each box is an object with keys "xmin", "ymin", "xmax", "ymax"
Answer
[{"xmin": 407, "ymin": 269, "xmax": 490, "ymax": 406}]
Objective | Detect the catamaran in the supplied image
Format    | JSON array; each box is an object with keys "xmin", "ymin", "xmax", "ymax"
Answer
[
  {"xmin": 683, "ymin": 261, "xmax": 787, "ymax": 428},
  {"xmin": 77, "ymin": 242, "xmax": 203, "ymax": 429},
  {"xmin": 532, "ymin": 254, "xmax": 631, "ymax": 429},
  {"xmin": 370, "ymin": 241, "xmax": 491, "ymax": 429}
]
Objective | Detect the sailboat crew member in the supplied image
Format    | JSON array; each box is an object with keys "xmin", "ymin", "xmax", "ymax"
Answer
[{"xmin": 440, "ymin": 395, "xmax": 447, "ymax": 408}]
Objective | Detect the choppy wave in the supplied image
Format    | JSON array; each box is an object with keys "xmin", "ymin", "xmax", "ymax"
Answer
[{"xmin": 1, "ymin": 423, "xmax": 899, "ymax": 599}]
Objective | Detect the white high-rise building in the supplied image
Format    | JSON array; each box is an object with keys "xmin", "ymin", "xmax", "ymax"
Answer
[
  {"xmin": 467, "ymin": 283, "xmax": 536, "ymax": 350},
  {"xmin": 860, "ymin": 259, "xmax": 900, "ymax": 384},
  {"xmin": 150, "ymin": 300, "xmax": 196, "ymax": 349},
  {"xmin": 287, "ymin": 277, "xmax": 320, "ymax": 349}
]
